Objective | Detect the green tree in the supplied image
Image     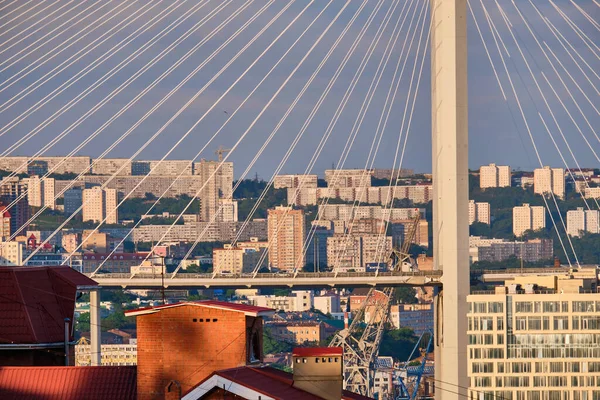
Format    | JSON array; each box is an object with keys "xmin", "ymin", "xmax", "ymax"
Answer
[
  {"xmin": 394, "ymin": 287, "xmax": 418, "ymax": 304},
  {"xmin": 263, "ymin": 328, "xmax": 293, "ymax": 354},
  {"xmin": 379, "ymin": 328, "xmax": 419, "ymax": 361}
]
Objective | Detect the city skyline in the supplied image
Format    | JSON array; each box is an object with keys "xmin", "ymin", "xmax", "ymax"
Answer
[{"xmin": 0, "ymin": 1, "xmax": 597, "ymax": 180}]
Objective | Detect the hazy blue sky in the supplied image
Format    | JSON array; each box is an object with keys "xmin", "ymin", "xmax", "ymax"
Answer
[{"xmin": 0, "ymin": 0, "xmax": 598, "ymax": 178}]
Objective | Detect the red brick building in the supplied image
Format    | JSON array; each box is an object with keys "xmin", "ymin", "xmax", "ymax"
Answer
[{"xmin": 125, "ymin": 301, "xmax": 273, "ymax": 400}]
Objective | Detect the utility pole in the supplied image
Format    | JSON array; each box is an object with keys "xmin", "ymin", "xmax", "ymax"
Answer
[{"xmin": 431, "ymin": 0, "xmax": 469, "ymax": 398}]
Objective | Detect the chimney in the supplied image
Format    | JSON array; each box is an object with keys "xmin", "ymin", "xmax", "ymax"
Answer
[
  {"xmin": 292, "ymin": 347, "xmax": 343, "ymax": 400},
  {"xmin": 554, "ymin": 256, "xmax": 561, "ymax": 268}
]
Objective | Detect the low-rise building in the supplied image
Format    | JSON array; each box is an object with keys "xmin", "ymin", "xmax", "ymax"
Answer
[
  {"xmin": 477, "ymin": 238, "xmax": 553, "ymax": 263},
  {"xmin": 388, "ymin": 303, "xmax": 433, "ymax": 335},
  {"xmin": 248, "ymin": 290, "xmax": 313, "ymax": 312},
  {"xmin": 265, "ymin": 321, "xmax": 337, "ymax": 344},
  {"xmin": 81, "ymin": 252, "xmax": 150, "ymax": 274},
  {"xmin": 314, "ymin": 294, "xmax": 341, "ymax": 315}
]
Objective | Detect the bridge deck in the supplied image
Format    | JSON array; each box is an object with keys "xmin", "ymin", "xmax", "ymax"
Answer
[
  {"xmin": 86, "ymin": 268, "xmax": 583, "ymax": 289},
  {"xmin": 88, "ymin": 271, "xmax": 444, "ymax": 289}
]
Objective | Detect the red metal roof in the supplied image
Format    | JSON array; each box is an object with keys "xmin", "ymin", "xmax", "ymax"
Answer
[
  {"xmin": 292, "ymin": 347, "xmax": 343, "ymax": 357},
  {"xmin": 125, "ymin": 300, "xmax": 273, "ymax": 318},
  {"xmin": 0, "ymin": 266, "xmax": 97, "ymax": 344},
  {"xmin": 0, "ymin": 366, "xmax": 136, "ymax": 400},
  {"xmin": 185, "ymin": 366, "xmax": 371, "ymax": 400}
]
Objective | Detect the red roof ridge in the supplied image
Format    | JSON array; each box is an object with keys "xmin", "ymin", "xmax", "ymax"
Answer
[{"xmin": 125, "ymin": 300, "xmax": 273, "ymax": 317}]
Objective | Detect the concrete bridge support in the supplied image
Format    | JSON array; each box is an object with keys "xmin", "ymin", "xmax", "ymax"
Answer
[{"xmin": 431, "ymin": 0, "xmax": 469, "ymax": 398}]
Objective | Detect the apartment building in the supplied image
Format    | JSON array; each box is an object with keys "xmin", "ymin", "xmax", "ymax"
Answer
[
  {"xmin": 327, "ymin": 234, "xmax": 392, "ymax": 272},
  {"xmin": 248, "ymin": 290, "xmax": 313, "ymax": 312},
  {"xmin": 324, "ymin": 169, "xmax": 373, "ymax": 188},
  {"xmin": 567, "ymin": 207, "xmax": 600, "ymax": 237},
  {"xmin": 265, "ymin": 321, "xmax": 337, "ymax": 344},
  {"xmin": 0, "ymin": 239, "xmax": 23, "ymax": 265},
  {"xmin": 25, "ymin": 176, "xmax": 56, "ymax": 210},
  {"xmin": 267, "ymin": 207, "xmax": 305, "ymax": 271},
  {"xmin": 194, "ymin": 160, "xmax": 234, "ymax": 222},
  {"xmin": 287, "ymin": 185, "xmax": 432, "ymax": 206},
  {"xmin": 215, "ymin": 198, "xmax": 238, "ymax": 222},
  {"xmin": 477, "ymin": 238, "xmax": 554, "ymax": 263},
  {"xmin": 479, "ymin": 163, "xmax": 511, "ymax": 189},
  {"xmin": 0, "ymin": 203, "xmax": 10, "ymax": 238},
  {"xmin": 91, "ymin": 159, "xmax": 133, "ymax": 175},
  {"xmin": 390, "ymin": 219, "xmax": 429, "ymax": 248},
  {"xmin": 64, "ymin": 188, "xmax": 83, "ymax": 217},
  {"xmin": 82, "ymin": 187, "xmax": 118, "ymax": 224},
  {"xmin": 534, "ymin": 166, "xmax": 565, "ymax": 199},
  {"xmin": 372, "ymin": 168, "xmax": 414, "ymax": 180},
  {"xmin": 467, "ymin": 269, "xmax": 600, "ymax": 400},
  {"xmin": 212, "ymin": 243, "xmax": 267, "ymax": 274},
  {"xmin": 318, "ymin": 204, "xmax": 422, "ymax": 222},
  {"xmin": 274, "ymin": 174, "xmax": 318, "ymax": 189},
  {"xmin": 469, "ymin": 200, "xmax": 491, "ymax": 225},
  {"xmin": 305, "ymin": 227, "xmax": 334, "ymax": 269},
  {"xmin": 131, "ymin": 220, "xmax": 268, "ymax": 243},
  {"xmin": 584, "ymin": 187, "xmax": 600, "ymax": 199},
  {"xmin": 513, "ymin": 204, "xmax": 546, "ymax": 237},
  {"xmin": 0, "ymin": 177, "xmax": 30, "ymax": 236}
]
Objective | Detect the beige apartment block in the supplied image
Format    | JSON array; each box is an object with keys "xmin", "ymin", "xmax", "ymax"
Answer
[
  {"xmin": 25, "ymin": 176, "xmax": 56, "ymax": 210},
  {"xmin": 274, "ymin": 174, "xmax": 317, "ymax": 189},
  {"xmin": 469, "ymin": 200, "xmax": 491, "ymax": 225},
  {"xmin": 317, "ymin": 204, "xmax": 421, "ymax": 222},
  {"xmin": 479, "ymin": 163, "xmax": 511, "ymax": 189},
  {"xmin": 91, "ymin": 159, "xmax": 132, "ymax": 175},
  {"xmin": 326, "ymin": 234, "xmax": 392, "ymax": 272},
  {"xmin": 534, "ymin": 166, "xmax": 565, "ymax": 199},
  {"xmin": 82, "ymin": 187, "xmax": 118, "ymax": 224},
  {"xmin": 267, "ymin": 207, "xmax": 305, "ymax": 271},
  {"xmin": 567, "ymin": 207, "xmax": 600, "ymax": 237},
  {"xmin": 324, "ymin": 169, "xmax": 373, "ymax": 188},
  {"xmin": 584, "ymin": 187, "xmax": 600, "ymax": 199},
  {"xmin": 0, "ymin": 240, "xmax": 23, "ymax": 265},
  {"xmin": 212, "ymin": 242, "xmax": 267, "ymax": 274},
  {"xmin": 513, "ymin": 204, "xmax": 546, "ymax": 237},
  {"xmin": 468, "ymin": 270, "xmax": 600, "ymax": 400}
]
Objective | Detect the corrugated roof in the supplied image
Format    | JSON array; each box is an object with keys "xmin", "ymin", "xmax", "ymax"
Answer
[
  {"xmin": 125, "ymin": 300, "xmax": 273, "ymax": 318},
  {"xmin": 186, "ymin": 366, "xmax": 372, "ymax": 400},
  {"xmin": 0, "ymin": 266, "xmax": 97, "ymax": 344},
  {"xmin": 0, "ymin": 366, "xmax": 136, "ymax": 400}
]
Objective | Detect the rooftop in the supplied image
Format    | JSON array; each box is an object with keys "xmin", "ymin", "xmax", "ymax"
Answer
[
  {"xmin": 0, "ymin": 266, "xmax": 97, "ymax": 345},
  {"xmin": 124, "ymin": 299, "xmax": 274, "ymax": 318},
  {"xmin": 183, "ymin": 365, "xmax": 370, "ymax": 400},
  {"xmin": 0, "ymin": 366, "xmax": 136, "ymax": 400}
]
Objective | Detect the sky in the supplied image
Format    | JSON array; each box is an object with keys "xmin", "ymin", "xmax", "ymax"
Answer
[{"xmin": 0, "ymin": 0, "xmax": 598, "ymax": 179}]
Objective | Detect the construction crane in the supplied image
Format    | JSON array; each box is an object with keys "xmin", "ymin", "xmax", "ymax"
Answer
[
  {"xmin": 329, "ymin": 213, "xmax": 421, "ymax": 396},
  {"xmin": 215, "ymin": 145, "xmax": 232, "ymax": 161},
  {"xmin": 396, "ymin": 331, "xmax": 434, "ymax": 400}
]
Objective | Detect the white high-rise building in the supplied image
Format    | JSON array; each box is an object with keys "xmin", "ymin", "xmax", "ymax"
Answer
[
  {"xmin": 468, "ymin": 200, "xmax": 491, "ymax": 225},
  {"xmin": 567, "ymin": 207, "xmax": 600, "ymax": 237},
  {"xmin": 82, "ymin": 187, "xmax": 118, "ymax": 224},
  {"xmin": 216, "ymin": 199, "xmax": 238, "ymax": 222},
  {"xmin": 479, "ymin": 163, "xmax": 511, "ymax": 189},
  {"xmin": 534, "ymin": 166, "xmax": 565, "ymax": 199},
  {"xmin": 513, "ymin": 204, "xmax": 546, "ymax": 237}
]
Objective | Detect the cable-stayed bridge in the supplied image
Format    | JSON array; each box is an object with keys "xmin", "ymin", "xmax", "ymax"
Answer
[{"xmin": 0, "ymin": 0, "xmax": 598, "ymax": 398}]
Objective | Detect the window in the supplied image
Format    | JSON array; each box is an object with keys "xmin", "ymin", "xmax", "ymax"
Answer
[{"xmin": 516, "ymin": 302, "xmax": 533, "ymax": 313}]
